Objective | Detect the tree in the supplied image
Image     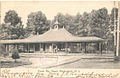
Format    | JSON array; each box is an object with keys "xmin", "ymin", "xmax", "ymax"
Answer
[
  {"xmin": 89, "ymin": 8, "xmax": 110, "ymax": 39},
  {"xmin": 1, "ymin": 10, "xmax": 25, "ymax": 40},
  {"xmin": 53, "ymin": 12, "xmax": 90, "ymax": 36},
  {"xmin": 53, "ymin": 13, "xmax": 76, "ymax": 35},
  {"xmin": 53, "ymin": 13, "xmax": 66, "ymax": 28},
  {"xmin": 12, "ymin": 52, "xmax": 20, "ymax": 62},
  {"xmin": 4, "ymin": 10, "xmax": 22, "ymax": 26},
  {"xmin": 76, "ymin": 12, "xmax": 90, "ymax": 36},
  {"xmin": 11, "ymin": 48, "xmax": 20, "ymax": 62},
  {"xmin": 64, "ymin": 14, "xmax": 75, "ymax": 35},
  {"xmin": 0, "ymin": 23, "xmax": 25, "ymax": 40},
  {"xmin": 26, "ymin": 11, "xmax": 50, "ymax": 36}
]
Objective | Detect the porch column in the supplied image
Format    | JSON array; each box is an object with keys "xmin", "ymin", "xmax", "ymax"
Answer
[
  {"xmin": 6, "ymin": 44, "xmax": 8, "ymax": 52},
  {"xmin": 49, "ymin": 43, "xmax": 53, "ymax": 53},
  {"xmin": 85, "ymin": 43, "xmax": 87, "ymax": 53},
  {"xmin": 51, "ymin": 43, "xmax": 54, "ymax": 53},
  {"xmin": 65, "ymin": 43, "xmax": 68, "ymax": 53},
  {"xmin": 55, "ymin": 44, "xmax": 58, "ymax": 53},
  {"xmin": 97, "ymin": 43, "xmax": 99, "ymax": 51},
  {"xmin": 16, "ymin": 44, "xmax": 18, "ymax": 50},
  {"xmin": 39, "ymin": 43, "xmax": 41, "ymax": 52},
  {"xmin": 23, "ymin": 44, "xmax": 25, "ymax": 52},
  {"xmin": 28, "ymin": 43, "xmax": 30, "ymax": 53},
  {"xmin": 99, "ymin": 42, "xmax": 102, "ymax": 54},
  {"xmin": 5, "ymin": 44, "xmax": 7, "ymax": 52},
  {"xmin": 33, "ymin": 44, "xmax": 35, "ymax": 52},
  {"xmin": 4, "ymin": 44, "xmax": 9, "ymax": 52},
  {"xmin": 7, "ymin": 44, "xmax": 9, "ymax": 52}
]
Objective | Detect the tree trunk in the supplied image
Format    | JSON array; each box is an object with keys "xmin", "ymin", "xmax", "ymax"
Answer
[{"xmin": 15, "ymin": 59, "xmax": 17, "ymax": 63}]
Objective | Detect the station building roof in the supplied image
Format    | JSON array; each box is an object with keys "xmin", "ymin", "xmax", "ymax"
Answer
[{"xmin": 0, "ymin": 28, "xmax": 104, "ymax": 44}]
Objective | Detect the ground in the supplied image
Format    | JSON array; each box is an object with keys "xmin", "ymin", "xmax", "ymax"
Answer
[{"xmin": 1, "ymin": 52, "xmax": 120, "ymax": 69}]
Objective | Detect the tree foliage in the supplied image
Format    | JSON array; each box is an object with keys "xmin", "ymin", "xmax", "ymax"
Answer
[
  {"xmin": 0, "ymin": 10, "xmax": 25, "ymax": 40},
  {"xmin": 26, "ymin": 11, "xmax": 50, "ymax": 37},
  {"xmin": 0, "ymin": 8, "xmax": 116, "ymax": 43},
  {"xmin": 54, "ymin": 8, "xmax": 110, "ymax": 39},
  {"xmin": 89, "ymin": 8, "xmax": 110, "ymax": 39},
  {"xmin": 53, "ymin": 7, "xmax": 114, "ymax": 51},
  {"xmin": 4, "ymin": 10, "xmax": 22, "ymax": 26},
  {"xmin": 11, "ymin": 49, "xmax": 20, "ymax": 62}
]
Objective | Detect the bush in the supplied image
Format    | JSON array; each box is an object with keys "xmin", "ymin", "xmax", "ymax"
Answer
[{"xmin": 12, "ymin": 50, "xmax": 20, "ymax": 62}]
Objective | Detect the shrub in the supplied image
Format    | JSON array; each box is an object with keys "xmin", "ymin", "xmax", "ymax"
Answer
[{"xmin": 12, "ymin": 50, "xmax": 20, "ymax": 62}]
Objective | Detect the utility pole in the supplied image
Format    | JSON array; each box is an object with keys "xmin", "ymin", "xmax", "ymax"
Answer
[
  {"xmin": 114, "ymin": 1, "xmax": 120, "ymax": 61},
  {"xmin": 113, "ymin": 1, "xmax": 117, "ymax": 57}
]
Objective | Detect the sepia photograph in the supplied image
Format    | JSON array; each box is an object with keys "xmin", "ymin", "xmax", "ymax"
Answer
[{"xmin": 0, "ymin": 1, "xmax": 120, "ymax": 69}]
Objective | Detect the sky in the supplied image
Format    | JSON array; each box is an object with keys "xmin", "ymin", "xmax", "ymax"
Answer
[{"xmin": 1, "ymin": 1, "xmax": 115, "ymax": 27}]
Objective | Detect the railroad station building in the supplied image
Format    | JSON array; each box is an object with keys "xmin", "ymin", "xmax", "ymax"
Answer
[{"xmin": 0, "ymin": 21, "xmax": 104, "ymax": 53}]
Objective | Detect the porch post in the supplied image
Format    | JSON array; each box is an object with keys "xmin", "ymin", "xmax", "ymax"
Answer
[
  {"xmin": 97, "ymin": 42, "xmax": 99, "ymax": 50},
  {"xmin": 39, "ymin": 43, "xmax": 41, "ymax": 52},
  {"xmin": 28, "ymin": 43, "xmax": 30, "ymax": 53},
  {"xmin": 16, "ymin": 44, "xmax": 18, "ymax": 50},
  {"xmin": 56, "ymin": 44, "xmax": 58, "ymax": 53},
  {"xmin": 65, "ymin": 43, "xmax": 68, "ymax": 53},
  {"xmin": 99, "ymin": 42, "xmax": 102, "ymax": 54},
  {"xmin": 23, "ymin": 44, "xmax": 25, "ymax": 52},
  {"xmin": 5, "ymin": 44, "xmax": 7, "ymax": 52},
  {"xmin": 52, "ymin": 43, "xmax": 54, "ymax": 53},
  {"xmin": 5, "ymin": 44, "xmax": 9, "ymax": 52},
  {"xmin": 8, "ymin": 44, "xmax": 9, "ymax": 52},
  {"xmin": 85, "ymin": 43, "xmax": 86, "ymax": 53},
  {"xmin": 33, "ymin": 44, "xmax": 35, "ymax": 52}
]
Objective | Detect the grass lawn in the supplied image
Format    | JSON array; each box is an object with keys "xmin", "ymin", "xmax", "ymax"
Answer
[
  {"xmin": 1, "ymin": 52, "xmax": 120, "ymax": 68},
  {"xmin": 0, "ymin": 56, "xmax": 32, "ymax": 68}
]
